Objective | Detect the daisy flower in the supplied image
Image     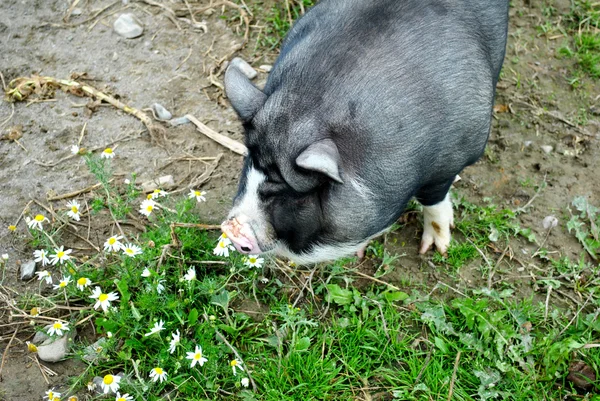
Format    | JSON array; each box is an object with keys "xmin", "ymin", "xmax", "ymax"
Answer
[
  {"xmin": 149, "ymin": 367, "xmax": 167, "ymax": 383},
  {"xmin": 168, "ymin": 329, "xmax": 180, "ymax": 354},
  {"xmin": 141, "ymin": 268, "xmax": 151, "ymax": 277},
  {"xmin": 2, "ymin": 253, "xmax": 8, "ymax": 260},
  {"xmin": 213, "ymin": 236, "xmax": 235, "ymax": 257},
  {"xmin": 186, "ymin": 345, "xmax": 208, "ymax": 368},
  {"xmin": 230, "ymin": 358, "xmax": 244, "ymax": 376},
  {"xmin": 103, "ymin": 235, "xmax": 124, "ymax": 252},
  {"xmin": 150, "ymin": 189, "xmax": 167, "ymax": 199},
  {"xmin": 115, "ymin": 393, "xmax": 133, "ymax": 401},
  {"xmin": 188, "ymin": 189, "xmax": 207, "ymax": 202},
  {"xmin": 27, "ymin": 214, "xmax": 49, "ymax": 230},
  {"xmin": 139, "ymin": 199, "xmax": 156, "ymax": 217},
  {"xmin": 8, "ymin": 225, "xmax": 16, "ymax": 232},
  {"xmin": 156, "ymin": 279, "xmax": 165, "ymax": 294},
  {"xmin": 241, "ymin": 377, "xmax": 250, "ymax": 387},
  {"xmin": 66, "ymin": 200, "xmax": 81, "ymax": 221},
  {"xmin": 90, "ymin": 286, "xmax": 119, "ymax": 312},
  {"xmin": 183, "ymin": 267, "xmax": 196, "ymax": 281},
  {"xmin": 49, "ymin": 246, "xmax": 73, "ymax": 265},
  {"xmin": 100, "ymin": 374, "xmax": 121, "ymax": 394},
  {"xmin": 26, "ymin": 341, "xmax": 38, "ymax": 352},
  {"xmin": 244, "ymin": 255, "xmax": 264, "ymax": 268},
  {"xmin": 48, "ymin": 321, "xmax": 69, "ymax": 336},
  {"xmin": 44, "ymin": 389, "xmax": 61, "ymax": 400},
  {"xmin": 36, "ymin": 270, "xmax": 52, "ymax": 284},
  {"xmin": 68, "ymin": 396, "xmax": 78, "ymax": 401},
  {"xmin": 144, "ymin": 320, "xmax": 165, "ymax": 336},
  {"xmin": 33, "ymin": 249, "xmax": 50, "ymax": 266},
  {"xmin": 53, "ymin": 276, "xmax": 71, "ymax": 290},
  {"xmin": 101, "ymin": 148, "xmax": 115, "ymax": 159},
  {"xmin": 122, "ymin": 243, "xmax": 142, "ymax": 258},
  {"xmin": 76, "ymin": 277, "xmax": 92, "ymax": 291},
  {"xmin": 86, "ymin": 381, "xmax": 96, "ymax": 391},
  {"xmin": 70, "ymin": 144, "xmax": 80, "ymax": 154}
]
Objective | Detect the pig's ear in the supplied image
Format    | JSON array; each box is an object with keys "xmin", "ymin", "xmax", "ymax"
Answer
[
  {"xmin": 224, "ymin": 64, "xmax": 266, "ymax": 122},
  {"xmin": 296, "ymin": 139, "xmax": 344, "ymax": 184}
]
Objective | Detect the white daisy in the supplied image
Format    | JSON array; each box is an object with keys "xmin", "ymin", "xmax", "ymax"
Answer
[
  {"xmin": 33, "ymin": 249, "xmax": 50, "ymax": 266},
  {"xmin": 144, "ymin": 320, "xmax": 165, "ymax": 336},
  {"xmin": 76, "ymin": 277, "xmax": 92, "ymax": 291},
  {"xmin": 52, "ymin": 276, "xmax": 71, "ymax": 290},
  {"xmin": 156, "ymin": 279, "xmax": 165, "ymax": 294},
  {"xmin": 150, "ymin": 189, "xmax": 167, "ymax": 199},
  {"xmin": 230, "ymin": 358, "xmax": 244, "ymax": 376},
  {"xmin": 241, "ymin": 377, "xmax": 250, "ymax": 387},
  {"xmin": 90, "ymin": 286, "xmax": 120, "ymax": 312},
  {"xmin": 244, "ymin": 255, "xmax": 264, "ymax": 268},
  {"xmin": 149, "ymin": 367, "xmax": 167, "ymax": 383},
  {"xmin": 101, "ymin": 148, "xmax": 115, "ymax": 159},
  {"xmin": 36, "ymin": 270, "xmax": 52, "ymax": 284},
  {"xmin": 186, "ymin": 345, "xmax": 208, "ymax": 368},
  {"xmin": 100, "ymin": 374, "xmax": 121, "ymax": 394},
  {"xmin": 44, "ymin": 389, "xmax": 61, "ymax": 400},
  {"xmin": 27, "ymin": 214, "xmax": 49, "ymax": 230},
  {"xmin": 122, "ymin": 243, "xmax": 142, "ymax": 258},
  {"xmin": 103, "ymin": 235, "xmax": 124, "ymax": 252},
  {"xmin": 66, "ymin": 200, "xmax": 81, "ymax": 221},
  {"xmin": 213, "ymin": 235, "xmax": 235, "ymax": 257},
  {"xmin": 168, "ymin": 329, "xmax": 180, "ymax": 354},
  {"xmin": 188, "ymin": 189, "xmax": 207, "ymax": 202},
  {"xmin": 49, "ymin": 246, "xmax": 73, "ymax": 265},
  {"xmin": 115, "ymin": 393, "xmax": 133, "ymax": 401},
  {"xmin": 139, "ymin": 199, "xmax": 157, "ymax": 217},
  {"xmin": 141, "ymin": 268, "xmax": 152, "ymax": 277},
  {"xmin": 70, "ymin": 144, "xmax": 80, "ymax": 154},
  {"xmin": 183, "ymin": 267, "xmax": 196, "ymax": 281},
  {"xmin": 47, "ymin": 321, "xmax": 69, "ymax": 336},
  {"xmin": 87, "ymin": 381, "xmax": 96, "ymax": 391},
  {"xmin": 1, "ymin": 253, "xmax": 8, "ymax": 260}
]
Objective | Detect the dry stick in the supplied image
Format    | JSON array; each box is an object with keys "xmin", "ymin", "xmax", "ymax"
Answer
[
  {"xmin": 212, "ymin": 325, "xmax": 257, "ymax": 392},
  {"xmin": 557, "ymin": 293, "xmax": 594, "ymax": 338},
  {"xmin": 0, "ymin": 70, "xmax": 6, "ymax": 90},
  {"xmin": 29, "ymin": 355, "xmax": 50, "ymax": 384},
  {"xmin": 63, "ymin": 0, "xmax": 81, "ymax": 23},
  {"xmin": 0, "ymin": 103, "xmax": 15, "ymax": 129},
  {"xmin": 544, "ymin": 285, "xmax": 552, "ymax": 322},
  {"xmin": 343, "ymin": 267, "xmax": 402, "ymax": 291},
  {"xmin": 47, "ymin": 182, "xmax": 105, "ymax": 201},
  {"xmin": 49, "ymin": 1, "xmax": 119, "ymax": 27},
  {"xmin": 176, "ymin": 48, "xmax": 193, "ymax": 71},
  {"xmin": 447, "ymin": 351, "xmax": 462, "ymax": 401},
  {"xmin": 185, "ymin": 114, "xmax": 247, "ymax": 155},
  {"xmin": 0, "ymin": 327, "xmax": 19, "ymax": 381}
]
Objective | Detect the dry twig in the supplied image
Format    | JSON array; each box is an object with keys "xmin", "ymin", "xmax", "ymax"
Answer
[{"xmin": 185, "ymin": 114, "xmax": 247, "ymax": 155}]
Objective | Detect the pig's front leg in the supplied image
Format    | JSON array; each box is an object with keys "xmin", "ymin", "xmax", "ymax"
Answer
[{"xmin": 419, "ymin": 193, "xmax": 454, "ymax": 255}]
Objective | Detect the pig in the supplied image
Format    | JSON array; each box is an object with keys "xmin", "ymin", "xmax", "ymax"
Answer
[{"xmin": 221, "ymin": 0, "xmax": 509, "ymax": 265}]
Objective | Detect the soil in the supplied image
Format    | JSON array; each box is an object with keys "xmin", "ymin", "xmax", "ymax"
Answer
[{"xmin": 0, "ymin": 0, "xmax": 599, "ymax": 400}]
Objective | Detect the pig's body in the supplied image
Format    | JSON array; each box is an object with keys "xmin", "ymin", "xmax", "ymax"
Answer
[{"xmin": 222, "ymin": 0, "xmax": 509, "ymax": 264}]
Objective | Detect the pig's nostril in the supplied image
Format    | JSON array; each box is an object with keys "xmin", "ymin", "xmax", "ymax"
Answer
[{"xmin": 240, "ymin": 246, "xmax": 251, "ymax": 252}]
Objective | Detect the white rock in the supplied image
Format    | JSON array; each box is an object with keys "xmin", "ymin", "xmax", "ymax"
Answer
[
  {"xmin": 540, "ymin": 145, "xmax": 553, "ymax": 154},
  {"xmin": 20, "ymin": 259, "xmax": 36, "ymax": 280},
  {"xmin": 168, "ymin": 116, "xmax": 191, "ymax": 126},
  {"xmin": 32, "ymin": 330, "xmax": 50, "ymax": 345},
  {"xmin": 113, "ymin": 13, "xmax": 144, "ymax": 39},
  {"xmin": 141, "ymin": 175, "xmax": 175, "ymax": 192},
  {"xmin": 259, "ymin": 64, "xmax": 273, "ymax": 72},
  {"xmin": 230, "ymin": 57, "xmax": 257, "ymax": 80},
  {"xmin": 152, "ymin": 103, "xmax": 172, "ymax": 121},
  {"xmin": 37, "ymin": 335, "xmax": 70, "ymax": 362}
]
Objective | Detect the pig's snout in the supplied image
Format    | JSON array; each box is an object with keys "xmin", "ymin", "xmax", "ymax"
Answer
[{"xmin": 221, "ymin": 217, "xmax": 262, "ymax": 254}]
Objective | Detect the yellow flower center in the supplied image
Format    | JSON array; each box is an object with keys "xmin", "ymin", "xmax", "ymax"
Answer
[
  {"xmin": 59, "ymin": 281, "xmax": 67, "ymax": 288},
  {"xmin": 117, "ymin": 398, "xmax": 125, "ymax": 401},
  {"xmin": 154, "ymin": 189, "xmax": 161, "ymax": 194},
  {"xmin": 146, "ymin": 205, "xmax": 153, "ymax": 212},
  {"xmin": 57, "ymin": 251, "xmax": 65, "ymax": 258},
  {"xmin": 249, "ymin": 258, "xmax": 257, "ymax": 263},
  {"xmin": 108, "ymin": 237, "xmax": 116, "ymax": 245},
  {"xmin": 147, "ymin": 194, "xmax": 153, "ymax": 200},
  {"xmin": 48, "ymin": 392, "xmax": 54, "ymax": 398},
  {"xmin": 68, "ymin": 397, "xmax": 78, "ymax": 401},
  {"xmin": 125, "ymin": 248, "xmax": 133, "ymax": 255},
  {"xmin": 103, "ymin": 374, "xmax": 114, "ymax": 385},
  {"xmin": 104, "ymin": 148, "xmax": 113, "ymax": 154},
  {"xmin": 34, "ymin": 214, "xmax": 45, "ymax": 222},
  {"xmin": 230, "ymin": 360, "xmax": 237, "ymax": 367},
  {"xmin": 194, "ymin": 191, "xmax": 200, "ymax": 196},
  {"xmin": 99, "ymin": 294, "xmax": 108, "ymax": 302},
  {"xmin": 27, "ymin": 342, "xmax": 38, "ymax": 352},
  {"xmin": 52, "ymin": 397, "xmax": 60, "ymax": 401},
  {"xmin": 71, "ymin": 206, "xmax": 78, "ymax": 213},
  {"xmin": 221, "ymin": 233, "xmax": 227, "ymax": 239},
  {"xmin": 77, "ymin": 278, "xmax": 87, "ymax": 286},
  {"xmin": 53, "ymin": 322, "xmax": 62, "ymax": 330},
  {"xmin": 30, "ymin": 307, "xmax": 39, "ymax": 316},
  {"xmin": 194, "ymin": 353, "xmax": 201, "ymax": 360},
  {"xmin": 154, "ymin": 367, "xmax": 163, "ymax": 375},
  {"xmin": 219, "ymin": 241, "xmax": 226, "ymax": 248},
  {"xmin": 8, "ymin": 225, "xmax": 16, "ymax": 231}
]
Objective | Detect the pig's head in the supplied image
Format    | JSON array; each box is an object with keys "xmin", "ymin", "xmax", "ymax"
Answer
[{"xmin": 221, "ymin": 64, "xmax": 382, "ymax": 265}]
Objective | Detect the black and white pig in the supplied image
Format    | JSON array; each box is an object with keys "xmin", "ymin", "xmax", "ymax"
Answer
[{"xmin": 221, "ymin": 0, "xmax": 509, "ymax": 264}]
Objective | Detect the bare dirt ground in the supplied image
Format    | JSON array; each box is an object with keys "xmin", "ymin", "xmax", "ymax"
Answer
[{"xmin": 0, "ymin": 0, "xmax": 599, "ymax": 400}]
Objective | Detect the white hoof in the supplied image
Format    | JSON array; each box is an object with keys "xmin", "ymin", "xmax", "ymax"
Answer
[{"xmin": 419, "ymin": 193, "xmax": 453, "ymax": 255}]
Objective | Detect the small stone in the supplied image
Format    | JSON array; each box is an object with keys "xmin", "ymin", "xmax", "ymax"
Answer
[
  {"xmin": 141, "ymin": 175, "xmax": 175, "ymax": 192},
  {"xmin": 20, "ymin": 260, "xmax": 36, "ymax": 280},
  {"xmin": 259, "ymin": 64, "xmax": 273, "ymax": 72},
  {"xmin": 230, "ymin": 57, "xmax": 257, "ymax": 80},
  {"xmin": 32, "ymin": 330, "xmax": 50, "ymax": 345},
  {"xmin": 71, "ymin": 8, "xmax": 82, "ymax": 16},
  {"xmin": 83, "ymin": 338, "xmax": 108, "ymax": 363},
  {"xmin": 540, "ymin": 145, "xmax": 553, "ymax": 154},
  {"xmin": 168, "ymin": 116, "xmax": 190, "ymax": 127},
  {"xmin": 152, "ymin": 103, "xmax": 172, "ymax": 121},
  {"xmin": 37, "ymin": 335, "xmax": 70, "ymax": 362},
  {"xmin": 92, "ymin": 376, "xmax": 105, "ymax": 395},
  {"xmin": 113, "ymin": 13, "xmax": 144, "ymax": 39}
]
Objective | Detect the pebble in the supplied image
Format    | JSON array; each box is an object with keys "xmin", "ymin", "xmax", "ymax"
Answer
[
  {"xmin": 141, "ymin": 175, "xmax": 175, "ymax": 192},
  {"xmin": 113, "ymin": 13, "xmax": 144, "ymax": 39},
  {"xmin": 37, "ymin": 335, "xmax": 71, "ymax": 362},
  {"xmin": 92, "ymin": 376, "xmax": 105, "ymax": 395},
  {"xmin": 83, "ymin": 338, "xmax": 108, "ymax": 363},
  {"xmin": 259, "ymin": 64, "xmax": 273, "ymax": 72},
  {"xmin": 71, "ymin": 8, "xmax": 82, "ymax": 16},
  {"xmin": 152, "ymin": 103, "xmax": 172, "ymax": 121},
  {"xmin": 540, "ymin": 145, "xmax": 553, "ymax": 154},
  {"xmin": 20, "ymin": 259, "xmax": 36, "ymax": 280},
  {"xmin": 168, "ymin": 116, "xmax": 191, "ymax": 127},
  {"xmin": 230, "ymin": 57, "xmax": 257, "ymax": 80},
  {"xmin": 32, "ymin": 330, "xmax": 50, "ymax": 345}
]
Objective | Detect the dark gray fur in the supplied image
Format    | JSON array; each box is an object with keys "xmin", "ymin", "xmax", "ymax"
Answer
[{"xmin": 225, "ymin": 0, "xmax": 509, "ymax": 255}]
